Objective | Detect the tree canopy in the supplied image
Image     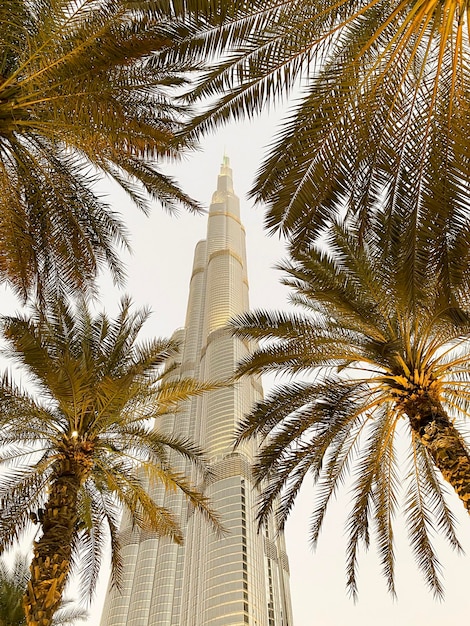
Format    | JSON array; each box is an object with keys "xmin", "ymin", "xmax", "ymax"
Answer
[
  {"xmin": 230, "ymin": 213, "xmax": 470, "ymax": 597},
  {"xmin": 181, "ymin": 0, "xmax": 470, "ymax": 246},
  {"xmin": 0, "ymin": 297, "xmax": 222, "ymax": 625},
  {"xmin": 0, "ymin": 0, "xmax": 221, "ymax": 301}
]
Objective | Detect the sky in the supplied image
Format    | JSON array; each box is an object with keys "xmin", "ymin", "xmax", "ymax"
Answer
[{"xmin": 4, "ymin": 114, "xmax": 470, "ymax": 625}]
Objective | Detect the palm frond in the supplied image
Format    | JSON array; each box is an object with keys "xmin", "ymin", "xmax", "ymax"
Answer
[
  {"xmin": 403, "ymin": 436, "xmax": 446, "ymax": 598},
  {"xmin": 231, "ymin": 216, "xmax": 470, "ymax": 596},
  {"xmin": 0, "ymin": 295, "xmax": 221, "ymax": 617},
  {"xmin": 176, "ymin": 0, "xmax": 470, "ymax": 250},
  {"xmin": 0, "ymin": 0, "xmax": 224, "ymax": 301}
]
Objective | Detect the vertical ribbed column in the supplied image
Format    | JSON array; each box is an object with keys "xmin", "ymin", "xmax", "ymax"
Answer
[
  {"xmin": 145, "ymin": 242, "xmax": 209, "ymax": 626},
  {"xmin": 127, "ymin": 328, "xmax": 187, "ymax": 626},
  {"xmin": 99, "ymin": 528, "xmax": 138, "ymax": 626}
]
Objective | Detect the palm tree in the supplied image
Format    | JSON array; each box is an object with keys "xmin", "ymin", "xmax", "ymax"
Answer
[
  {"xmin": 0, "ymin": 554, "xmax": 86, "ymax": 626},
  {"xmin": 0, "ymin": 297, "xmax": 222, "ymax": 626},
  {"xmin": 230, "ymin": 214, "xmax": 470, "ymax": 598},
  {"xmin": 182, "ymin": 0, "xmax": 470, "ymax": 247},
  {"xmin": 0, "ymin": 0, "xmax": 211, "ymax": 301}
]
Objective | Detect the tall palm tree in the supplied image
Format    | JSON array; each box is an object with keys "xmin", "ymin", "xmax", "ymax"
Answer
[
  {"xmin": 0, "ymin": 0, "xmax": 213, "ymax": 301},
  {"xmin": 0, "ymin": 297, "xmax": 222, "ymax": 626},
  {"xmin": 230, "ymin": 214, "xmax": 470, "ymax": 597},
  {"xmin": 0, "ymin": 554, "xmax": 86, "ymax": 626},
  {"xmin": 182, "ymin": 0, "xmax": 470, "ymax": 247}
]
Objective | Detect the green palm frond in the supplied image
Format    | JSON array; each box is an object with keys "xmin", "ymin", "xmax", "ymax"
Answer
[
  {"xmin": 0, "ymin": 467, "xmax": 48, "ymax": 553},
  {"xmin": 73, "ymin": 480, "xmax": 123, "ymax": 598},
  {"xmin": 0, "ymin": 552, "xmax": 87, "ymax": 625},
  {"xmin": 232, "ymin": 216, "xmax": 470, "ymax": 597},
  {"xmin": 0, "ymin": 296, "xmax": 223, "ymax": 619},
  {"xmin": 0, "ymin": 553, "xmax": 30, "ymax": 626}
]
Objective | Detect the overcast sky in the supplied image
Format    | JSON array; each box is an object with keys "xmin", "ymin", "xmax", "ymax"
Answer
[{"xmin": 4, "ymin": 114, "xmax": 470, "ymax": 625}]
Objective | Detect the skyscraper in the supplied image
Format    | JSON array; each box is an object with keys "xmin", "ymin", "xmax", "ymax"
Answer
[{"xmin": 100, "ymin": 158, "xmax": 293, "ymax": 626}]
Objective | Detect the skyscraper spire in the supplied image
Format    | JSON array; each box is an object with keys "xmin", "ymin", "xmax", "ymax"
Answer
[
  {"xmin": 220, "ymin": 153, "xmax": 231, "ymax": 177},
  {"xmin": 212, "ymin": 154, "xmax": 235, "ymax": 202},
  {"xmin": 100, "ymin": 159, "xmax": 293, "ymax": 626}
]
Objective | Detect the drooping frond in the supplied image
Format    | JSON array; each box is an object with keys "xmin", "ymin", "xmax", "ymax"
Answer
[
  {"xmin": 0, "ymin": 295, "xmax": 222, "ymax": 616},
  {"xmin": 0, "ymin": 0, "xmax": 236, "ymax": 301},
  {"xmin": 179, "ymin": 0, "xmax": 470, "ymax": 248},
  {"xmin": 232, "ymin": 216, "xmax": 470, "ymax": 596}
]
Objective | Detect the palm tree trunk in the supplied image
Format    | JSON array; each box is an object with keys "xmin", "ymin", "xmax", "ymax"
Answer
[
  {"xmin": 24, "ymin": 463, "xmax": 81, "ymax": 626},
  {"xmin": 408, "ymin": 403, "xmax": 470, "ymax": 514}
]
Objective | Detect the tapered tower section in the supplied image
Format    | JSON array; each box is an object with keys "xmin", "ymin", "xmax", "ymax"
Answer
[{"xmin": 100, "ymin": 158, "xmax": 293, "ymax": 626}]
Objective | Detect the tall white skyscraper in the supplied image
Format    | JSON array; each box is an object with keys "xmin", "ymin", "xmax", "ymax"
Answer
[{"xmin": 100, "ymin": 158, "xmax": 293, "ymax": 626}]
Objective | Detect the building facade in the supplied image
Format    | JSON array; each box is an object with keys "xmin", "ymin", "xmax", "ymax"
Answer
[{"xmin": 100, "ymin": 158, "xmax": 293, "ymax": 626}]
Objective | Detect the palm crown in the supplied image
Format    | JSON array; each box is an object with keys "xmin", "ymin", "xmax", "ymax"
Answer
[
  {"xmin": 0, "ymin": 0, "xmax": 209, "ymax": 301},
  {"xmin": 230, "ymin": 215, "xmax": 470, "ymax": 597},
  {"xmin": 184, "ymin": 0, "xmax": 470, "ymax": 246},
  {"xmin": 0, "ymin": 297, "xmax": 221, "ymax": 625}
]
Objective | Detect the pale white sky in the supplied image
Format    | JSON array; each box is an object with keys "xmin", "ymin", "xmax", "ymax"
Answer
[{"xmin": 4, "ymin": 115, "xmax": 470, "ymax": 625}]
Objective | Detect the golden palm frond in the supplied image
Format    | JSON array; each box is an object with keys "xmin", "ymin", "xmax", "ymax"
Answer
[
  {"xmin": 180, "ymin": 0, "xmax": 470, "ymax": 246},
  {"xmin": 0, "ymin": 296, "xmax": 223, "ymax": 624},
  {"xmin": 0, "ymin": 0, "xmax": 224, "ymax": 301},
  {"xmin": 230, "ymin": 215, "xmax": 470, "ymax": 597}
]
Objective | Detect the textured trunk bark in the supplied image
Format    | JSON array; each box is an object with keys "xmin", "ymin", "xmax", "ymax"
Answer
[
  {"xmin": 24, "ymin": 460, "xmax": 81, "ymax": 626},
  {"xmin": 407, "ymin": 400, "xmax": 470, "ymax": 514}
]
